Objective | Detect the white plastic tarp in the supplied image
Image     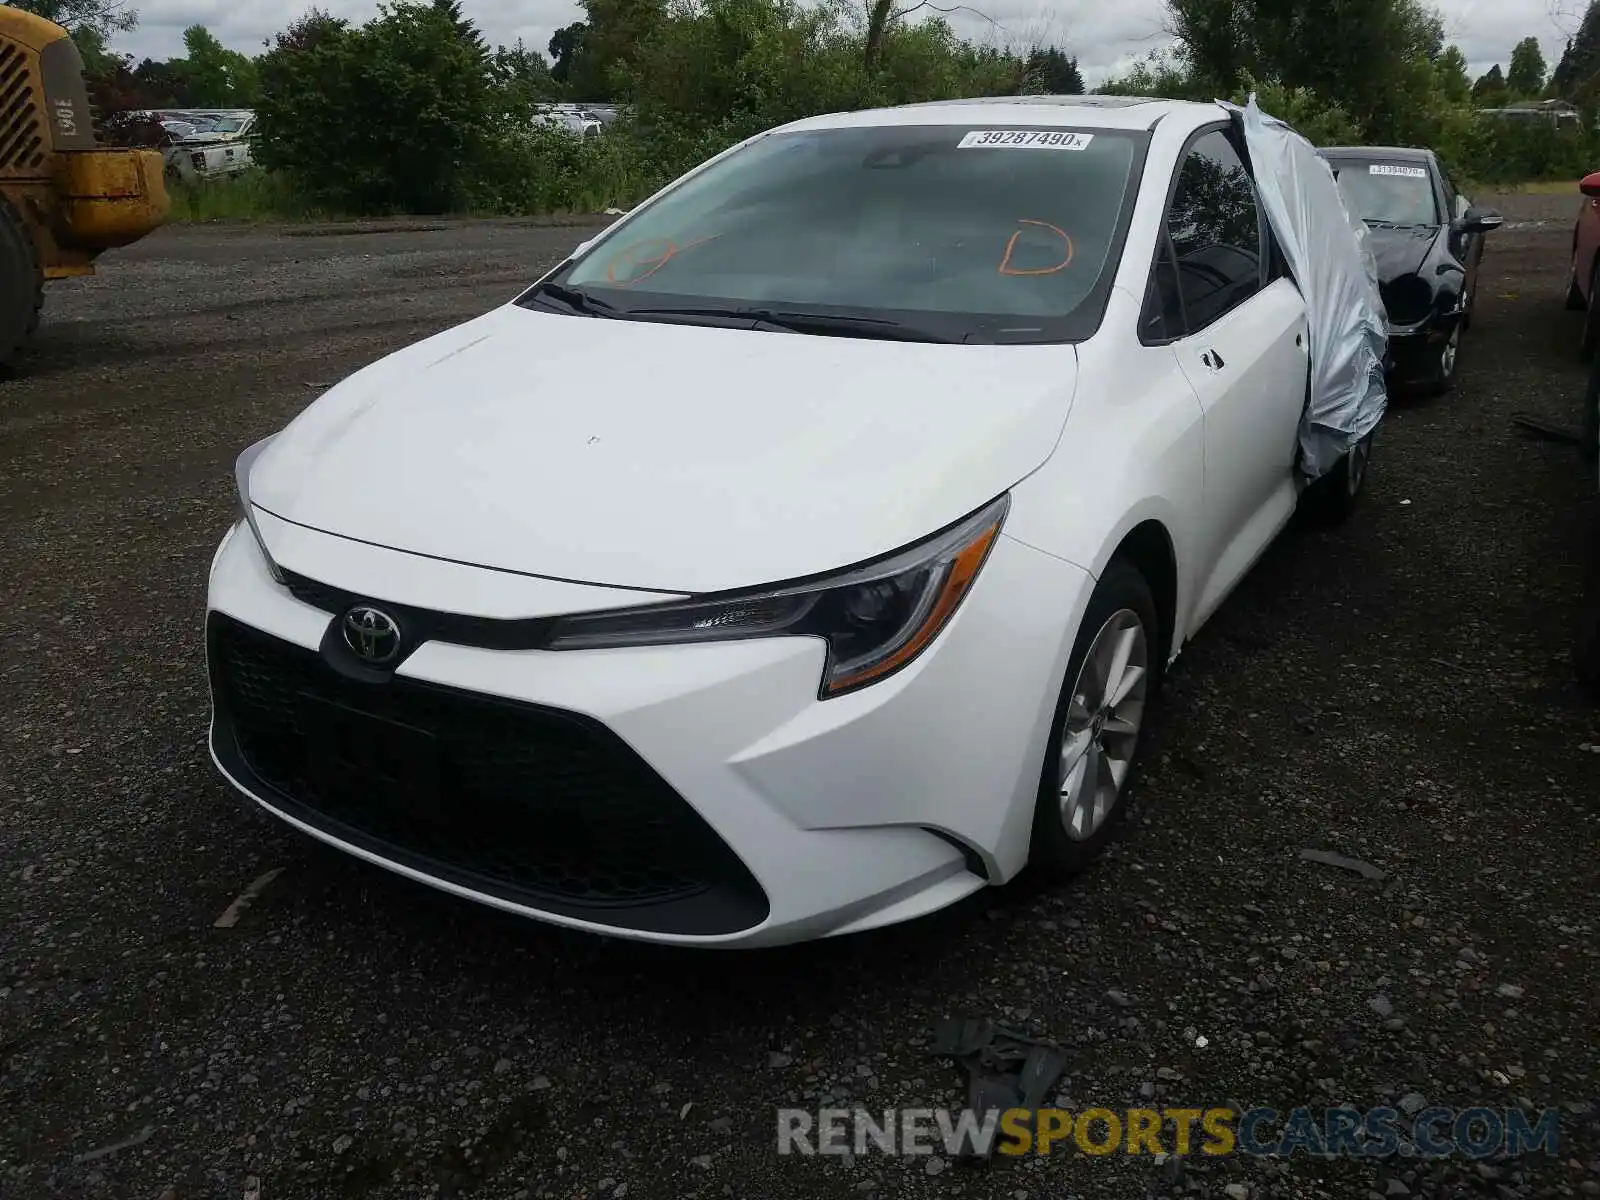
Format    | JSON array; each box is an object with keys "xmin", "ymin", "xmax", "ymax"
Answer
[{"xmin": 1219, "ymin": 96, "xmax": 1389, "ymax": 479}]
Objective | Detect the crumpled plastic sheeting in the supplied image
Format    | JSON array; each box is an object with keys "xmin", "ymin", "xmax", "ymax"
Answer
[{"xmin": 1220, "ymin": 96, "xmax": 1389, "ymax": 479}]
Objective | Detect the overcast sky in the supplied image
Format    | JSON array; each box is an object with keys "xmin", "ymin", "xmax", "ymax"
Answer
[{"xmin": 114, "ymin": 0, "xmax": 1588, "ymax": 88}]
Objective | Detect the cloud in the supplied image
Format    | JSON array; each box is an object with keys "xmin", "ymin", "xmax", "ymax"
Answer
[{"xmin": 113, "ymin": 0, "xmax": 1575, "ymax": 88}]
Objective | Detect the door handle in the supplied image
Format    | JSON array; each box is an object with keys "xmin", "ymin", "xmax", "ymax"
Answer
[{"xmin": 1200, "ymin": 349, "xmax": 1226, "ymax": 371}]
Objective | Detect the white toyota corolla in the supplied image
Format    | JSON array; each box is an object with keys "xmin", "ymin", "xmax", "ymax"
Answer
[{"xmin": 207, "ymin": 96, "xmax": 1385, "ymax": 947}]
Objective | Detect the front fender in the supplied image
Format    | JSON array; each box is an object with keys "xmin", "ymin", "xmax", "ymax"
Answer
[{"xmin": 1002, "ymin": 315, "xmax": 1207, "ymax": 655}]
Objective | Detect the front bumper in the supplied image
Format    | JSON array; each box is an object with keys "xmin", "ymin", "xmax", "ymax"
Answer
[{"xmin": 204, "ymin": 514, "xmax": 1093, "ymax": 947}]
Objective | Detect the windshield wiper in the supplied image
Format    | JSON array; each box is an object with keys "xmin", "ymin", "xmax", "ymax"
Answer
[
  {"xmin": 526, "ymin": 280, "xmax": 618, "ymax": 317},
  {"xmin": 624, "ymin": 305, "xmax": 963, "ymax": 343}
]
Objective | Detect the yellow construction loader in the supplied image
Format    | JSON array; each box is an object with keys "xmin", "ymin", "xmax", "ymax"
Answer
[{"xmin": 0, "ymin": 7, "xmax": 168, "ymax": 367}]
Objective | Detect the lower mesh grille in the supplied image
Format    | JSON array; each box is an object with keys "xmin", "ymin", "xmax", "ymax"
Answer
[{"xmin": 207, "ymin": 614, "xmax": 768, "ymax": 934}]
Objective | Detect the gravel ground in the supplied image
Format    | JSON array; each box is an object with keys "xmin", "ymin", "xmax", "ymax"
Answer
[{"xmin": 3, "ymin": 193, "xmax": 1599, "ymax": 1200}]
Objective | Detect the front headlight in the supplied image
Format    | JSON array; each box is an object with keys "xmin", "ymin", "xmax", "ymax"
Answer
[
  {"xmin": 546, "ymin": 494, "xmax": 1010, "ymax": 698},
  {"xmin": 235, "ymin": 435, "xmax": 286, "ymax": 585}
]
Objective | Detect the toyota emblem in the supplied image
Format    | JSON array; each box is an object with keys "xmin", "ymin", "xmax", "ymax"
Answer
[{"xmin": 341, "ymin": 605, "xmax": 402, "ymax": 665}]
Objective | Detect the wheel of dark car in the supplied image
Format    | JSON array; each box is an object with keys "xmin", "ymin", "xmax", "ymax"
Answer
[
  {"xmin": 1030, "ymin": 561, "xmax": 1159, "ymax": 879},
  {"xmin": 1584, "ymin": 354, "xmax": 1600, "ymax": 472},
  {"xmin": 1576, "ymin": 504, "xmax": 1600, "ymax": 694},
  {"xmin": 1431, "ymin": 323, "xmax": 1461, "ymax": 394},
  {"xmin": 1567, "ymin": 258, "xmax": 1587, "ymax": 311},
  {"xmin": 1298, "ymin": 429, "xmax": 1375, "ymax": 526},
  {"xmin": 1583, "ymin": 259, "xmax": 1600, "ymax": 362}
]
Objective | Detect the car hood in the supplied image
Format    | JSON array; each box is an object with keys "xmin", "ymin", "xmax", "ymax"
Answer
[
  {"xmin": 248, "ymin": 305, "xmax": 1078, "ymax": 594},
  {"xmin": 1366, "ymin": 224, "xmax": 1443, "ymax": 281}
]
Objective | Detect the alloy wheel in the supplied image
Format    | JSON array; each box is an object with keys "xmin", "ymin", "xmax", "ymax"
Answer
[
  {"xmin": 1440, "ymin": 325, "xmax": 1460, "ymax": 381},
  {"xmin": 1058, "ymin": 609, "xmax": 1149, "ymax": 841},
  {"xmin": 1346, "ymin": 436, "xmax": 1371, "ymax": 497}
]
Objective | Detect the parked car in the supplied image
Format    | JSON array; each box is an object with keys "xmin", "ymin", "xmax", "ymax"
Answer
[
  {"xmin": 161, "ymin": 110, "xmax": 257, "ymax": 183},
  {"xmin": 1319, "ymin": 145, "xmax": 1501, "ymax": 393},
  {"xmin": 1565, "ymin": 171, "xmax": 1600, "ymax": 360},
  {"xmin": 533, "ymin": 104, "xmax": 601, "ymax": 138},
  {"xmin": 211, "ymin": 96, "xmax": 1384, "ymax": 948}
]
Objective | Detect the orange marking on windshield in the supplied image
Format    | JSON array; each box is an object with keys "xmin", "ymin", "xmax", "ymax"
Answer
[
  {"xmin": 606, "ymin": 235, "xmax": 718, "ymax": 286},
  {"xmin": 998, "ymin": 219, "xmax": 1074, "ymax": 276}
]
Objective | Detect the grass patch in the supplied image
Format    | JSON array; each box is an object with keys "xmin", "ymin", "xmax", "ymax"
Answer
[
  {"xmin": 167, "ymin": 172, "xmax": 351, "ymax": 222},
  {"xmin": 1501, "ymin": 179, "xmax": 1580, "ymax": 195}
]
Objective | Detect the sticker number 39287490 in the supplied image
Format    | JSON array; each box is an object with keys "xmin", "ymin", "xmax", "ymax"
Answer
[{"xmin": 957, "ymin": 130, "xmax": 1095, "ymax": 151}]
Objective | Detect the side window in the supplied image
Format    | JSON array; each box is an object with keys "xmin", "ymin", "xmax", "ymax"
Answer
[
  {"xmin": 1165, "ymin": 131, "xmax": 1264, "ymax": 332},
  {"xmin": 1140, "ymin": 237, "xmax": 1185, "ymax": 341},
  {"xmin": 1437, "ymin": 165, "xmax": 1461, "ymax": 220}
]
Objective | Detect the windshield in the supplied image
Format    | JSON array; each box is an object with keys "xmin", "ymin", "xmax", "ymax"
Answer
[
  {"xmin": 545, "ymin": 123, "xmax": 1145, "ymax": 343},
  {"xmin": 1327, "ymin": 159, "xmax": 1440, "ymax": 227},
  {"xmin": 211, "ymin": 117, "xmax": 245, "ymax": 133}
]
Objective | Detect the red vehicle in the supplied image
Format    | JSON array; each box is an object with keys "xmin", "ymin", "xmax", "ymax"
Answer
[{"xmin": 1566, "ymin": 171, "xmax": 1600, "ymax": 358}]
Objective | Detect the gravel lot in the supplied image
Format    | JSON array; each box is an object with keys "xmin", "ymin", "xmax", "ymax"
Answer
[{"xmin": 3, "ymin": 193, "xmax": 1599, "ymax": 1200}]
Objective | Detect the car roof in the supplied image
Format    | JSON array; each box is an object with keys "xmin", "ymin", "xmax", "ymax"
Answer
[
  {"xmin": 1319, "ymin": 145, "xmax": 1434, "ymax": 162},
  {"xmin": 778, "ymin": 95, "xmax": 1225, "ymax": 134}
]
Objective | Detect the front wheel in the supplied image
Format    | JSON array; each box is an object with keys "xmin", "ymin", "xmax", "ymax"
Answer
[
  {"xmin": 0, "ymin": 195, "xmax": 41, "ymax": 369},
  {"xmin": 1576, "ymin": 503, "xmax": 1600, "ymax": 694},
  {"xmin": 1583, "ymin": 259, "xmax": 1600, "ymax": 361},
  {"xmin": 1029, "ymin": 561, "xmax": 1159, "ymax": 878},
  {"xmin": 1429, "ymin": 323, "xmax": 1461, "ymax": 395}
]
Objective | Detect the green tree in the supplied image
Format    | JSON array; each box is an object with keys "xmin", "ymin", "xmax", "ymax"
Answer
[
  {"xmin": 1434, "ymin": 44, "xmax": 1470, "ymax": 104},
  {"xmin": 1507, "ymin": 36, "xmax": 1547, "ymax": 96},
  {"xmin": 431, "ymin": 0, "xmax": 488, "ymax": 64},
  {"xmin": 256, "ymin": 1, "xmax": 489, "ymax": 213},
  {"xmin": 179, "ymin": 24, "xmax": 260, "ymax": 106},
  {"xmin": 1163, "ymin": 0, "xmax": 1446, "ymax": 139},
  {"xmin": 272, "ymin": 6, "xmax": 348, "ymax": 53},
  {"xmin": 489, "ymin": 38, "xmax": 556, "ymax": 117},
  {"xmin": 1022, "ymin": 46, "xmax": 1084, "ymax": 94},
  {"xmin": 1550, "ymin": 7, "xmax": 1600, "ymax": 100},
  {"xmin": 566, "ymin": 0, "xmax": 665, "ymax": 98},
  {"xmin": 1471, "ymin": 62, "xmax": 1508, "ymax": 105},
  {"xmin": 548, "ymin": 21, "xmax": 586, "ymax": 83}
]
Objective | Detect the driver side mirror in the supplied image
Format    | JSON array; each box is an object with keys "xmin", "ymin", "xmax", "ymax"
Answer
[
  {"xmin": 1455, "ymin": 205, "xmax": 1503, "ymax": 234},
  {"xmin": 1582, "ymin": 171, "xmax": 1600, "ymax": 198}
]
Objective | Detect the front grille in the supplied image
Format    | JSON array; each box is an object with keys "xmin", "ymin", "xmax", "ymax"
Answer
[
  {"xmin": 281, "ymin": 569, "xmax": 555, "ymax": 654},
  {"xmin": 208, "ymin": 614, "xmax": 768, "ymax": 935},
  {"xmin": 0, "ymin": 44, "xmax": 44, "ymax": 173}
]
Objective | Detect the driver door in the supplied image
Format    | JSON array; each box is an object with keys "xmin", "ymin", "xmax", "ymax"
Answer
[{"xmin": 1158, "ymin": 129, "xmax": 1310, "ymax": 625}]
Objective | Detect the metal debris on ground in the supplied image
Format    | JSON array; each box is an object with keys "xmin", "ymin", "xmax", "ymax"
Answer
[
  {"xmin": 1298, "ymin": 848, "xmax": 1387, "ymax": 881},
  {"xmin": 1511, "ymin": 414, "xmax": 1583, "ymax": 444},
  {"xmin": 213, "ymin": 867, "xmax": 285, "ymax": 928},
  {"xmin": 929, "ymin": 1018, "xmax": 1069, "ymax": 1161},
  {"xmin": 72, "ymin": 1124, "xmax": 156, "ymax": 1163}
]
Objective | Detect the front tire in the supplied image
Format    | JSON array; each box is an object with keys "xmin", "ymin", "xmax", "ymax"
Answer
[
  {"xmin": 1429, "ymin": 322, "xmax": 1461, "ymax": 395},
  {"xmin": 1576, "ymin": 503, "xmax": 1600, "ymax": 694},
  {"xmin": 0, "ymin": 195, "xmax": 42, "ymax": 368},
  {"xmin": 1029, "ymin": 561, "xmax": 1159, "ymax": 878},
  {"xmin": 1583, "ymin": 259, "xmax": 1600, "ymax": 362}
]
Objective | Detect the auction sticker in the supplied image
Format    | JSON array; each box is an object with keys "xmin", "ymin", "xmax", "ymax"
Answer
[
  {"xmin": 958, "ymin": 130, "xmax": 1094, "ymax": 150},
  {"xmin": 1369, "ymin": 164, "xmax": 1428, "ymax": 178}
]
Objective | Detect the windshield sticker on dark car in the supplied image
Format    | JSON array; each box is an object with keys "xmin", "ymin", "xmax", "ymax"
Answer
[
  {"xmin": 958, "ymin": 130, "xmax": 1094, "ymax": 150},
  {"xmin": 1369, "ymin": 164, "xmax": 1428, "ymax": 178}
]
